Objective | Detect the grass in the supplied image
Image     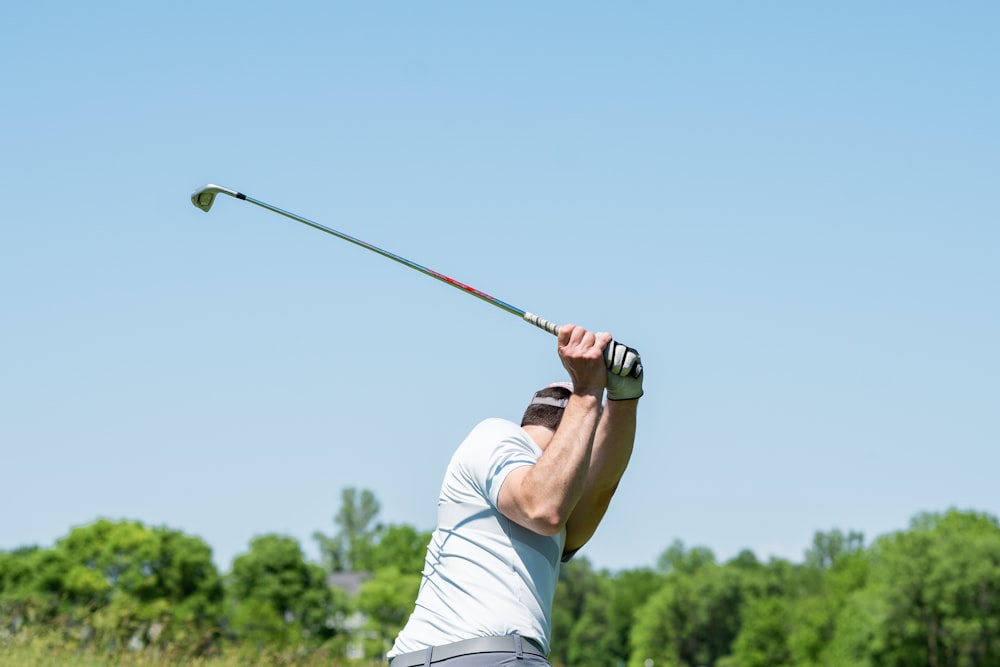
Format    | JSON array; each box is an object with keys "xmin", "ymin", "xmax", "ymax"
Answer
[{"xmin": 0, "ymin": 634, "xmax": 380, "ymax": 667}]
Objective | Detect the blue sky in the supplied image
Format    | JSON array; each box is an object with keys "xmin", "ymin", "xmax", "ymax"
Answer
[{"xmin": 2, "ymin": 3, "xmax": 997, "ymax": 573}]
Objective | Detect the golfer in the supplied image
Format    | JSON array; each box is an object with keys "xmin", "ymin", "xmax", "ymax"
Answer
[{"xmin": 387, "ymin": 324, "xmax": 642, "ymax": 666}]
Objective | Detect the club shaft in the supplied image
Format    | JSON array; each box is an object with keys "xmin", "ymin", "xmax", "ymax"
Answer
[
  {"xmin": 237, "ymin": 191, "xmax": 560, "ymax": 336},
  {"xmin": 194, "ymin": 185, "xmax": 640, "ymax": 378}
]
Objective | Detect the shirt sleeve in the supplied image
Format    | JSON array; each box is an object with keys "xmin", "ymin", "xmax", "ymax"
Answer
[
  {"xmin": 485, "ymin": 433, "xmax": 537, "ymax": 509},
  {"xmin": 450, "ymin": 419, "xmax": 539, "ymax": 509}
]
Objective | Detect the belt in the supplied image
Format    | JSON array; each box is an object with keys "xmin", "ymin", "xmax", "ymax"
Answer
[{"xmin": 388, "ymin": 635, "xmax": 546, "ymax": 667}]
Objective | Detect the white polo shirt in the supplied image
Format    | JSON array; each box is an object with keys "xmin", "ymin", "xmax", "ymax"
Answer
[{"xmin": 388, "ymin": 418, "xmax": 565, "ymax": 657}]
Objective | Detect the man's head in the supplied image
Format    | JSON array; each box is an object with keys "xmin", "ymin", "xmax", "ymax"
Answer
[{"xmin": 520, "ymin": 382, "xmax": 573, "ymax": 431}]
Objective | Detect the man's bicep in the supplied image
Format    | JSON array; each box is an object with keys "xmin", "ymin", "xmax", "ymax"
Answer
[{"xmin": 495, "ymin": 465, "xmax": 542, "ymax": 532}]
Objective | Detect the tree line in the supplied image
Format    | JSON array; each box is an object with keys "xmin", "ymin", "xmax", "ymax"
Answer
[{"xmin": 2, "ymin": 489, "xmax": 998, "ymax": 666}]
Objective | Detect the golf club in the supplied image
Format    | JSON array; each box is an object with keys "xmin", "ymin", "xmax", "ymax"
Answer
[{"xmin": 191, "ymin": 184, "xmax": 641, "ymax": 378}]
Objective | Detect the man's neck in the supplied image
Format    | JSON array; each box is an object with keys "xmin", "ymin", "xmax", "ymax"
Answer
[{"xmin": 522, "ymin": 424, "xmax": 555, "ymax": 450}]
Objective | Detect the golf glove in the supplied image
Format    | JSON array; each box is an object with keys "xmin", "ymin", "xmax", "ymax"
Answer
[{"xmin": 605, "ymin": 341, "xmax": 644, "ymax": 401}]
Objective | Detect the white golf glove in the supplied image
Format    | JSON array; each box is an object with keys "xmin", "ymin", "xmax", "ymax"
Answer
[{"xmin": 605, "ymin": 341, "xmax": 644, "ymax": 401}]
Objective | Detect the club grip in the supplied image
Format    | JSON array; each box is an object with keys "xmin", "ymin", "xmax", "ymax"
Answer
[
  {"xmin": 523, "ymin": 312, "xmax": 560, "ymax": 335},
  {"xmin": 523, "ymin": 313, "xmax": 643, "ymax": 378}
]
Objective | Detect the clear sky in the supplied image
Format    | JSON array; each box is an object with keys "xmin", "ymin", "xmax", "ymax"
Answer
[{"xmin": 2, "ymin": 3, "xmax": 997, "ymax": 574}]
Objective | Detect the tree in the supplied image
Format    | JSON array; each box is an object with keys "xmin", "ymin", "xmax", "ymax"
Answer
[
  {"xmin": 354, "ymin": 566, "xmax": 422, "ymax": 658},
  {"xmin": 61, "ymin": 519, "xmax": 224, "ymax": 650},
  {"xmin": 792, "ymin": 539, "xmax": 870, "ymax": 667},
  {"xmin": 631, "ymin": 547, "xmax": 762, "ymax": 667},
  {"xmin": 724, "ymin": 595, "xmax": 794, "ymax": 667},
  {"xmin": 566, "ymin": 575, "xmax": 616, "ymax": 667},
  {"xmin": 551, "ymin": 557, "xmax": 603, "ymax": 667},
  {"xmin": 0, "ymin": 520, "xmax": 224, "ymax": 654},
  {"xmin": 0, "ymin": 546, "xmax": 41, "ymax": 595},
  {"xmin": 804, "ymin": 529, "xmax": 865, "ymax": 570},
  {"xmin": 226, "ymin": 534, "xmax": 346, "ymax": 649},
  {"xmin": 313, "ymin": 487, "xmax": 431, "ymax": 576},
  {"xmin": 568, "ymin": 567, "xmax": 664, "ymax": 667},
  {"xmin": 314, "ymin": 488, "xmax": 383, "ymax": 573},
  {"xmin": 0, "ymin": 546, "xmax": 60, "ymax": 633},
  {"xmin": 365, "ymin": 524, "xmax": 432, "ymax": 574},
  {"xmin": 828, "ymin": 510, "xmax": 1000, "ymax": 667},
  {"xmin": 658, "ymin": 538, "xmax": 717, "ymax": 575}
]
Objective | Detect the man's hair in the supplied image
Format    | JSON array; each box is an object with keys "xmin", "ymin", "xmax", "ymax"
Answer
[{"xmin": 520, "ymin": 385, "xmax": 573, "ymax": 431}]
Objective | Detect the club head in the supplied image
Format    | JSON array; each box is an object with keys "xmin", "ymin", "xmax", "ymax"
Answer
[{"xmin": 191, "ymin": 184, "xmax": 239, "ymax": 212}]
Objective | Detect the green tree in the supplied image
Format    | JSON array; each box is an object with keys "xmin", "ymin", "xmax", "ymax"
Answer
[
  {"xmin": 724, "ymin": 595, "xmax": 793, "ymax": 667},
  {"xmin": 828, "ymin": 510, "xmax": 1000, "ymax": 667},
  {"xmin": 226, "ymin": 534, "xmax": 346, "ymax": 649},
  {"xmin": 725, "ymin": 531, "xmax": 870, "ymax": 667},
  {"xmin": 631, "ymin": 545, "xmax": 762, "ymax": 667},
  {"xmin": 354, "ymin": 565, "xmax": 422, "ymax": 658},
  {"xmin": 314, "ymin": 488, "xmax": 431, "ymax": 577},
  {"xmin": 364, "ymin": 524, "xmax": 431, "ymax": 574},
  {"xmin": 551, "ymin": 557, "xmax": 603, "ymax": 667},
  {"xmin": 790, "ymin": 536, "xmax": 870, "ymax": 667},
  {"xmin": 314, "ymin": 488, "xmax": 383, "ymax": 573},
  {"xmin": 0, "ymin": 546, "xmax": 41, "ymax": 595},
  {"xmin": 0, "ymin": 546, "xmax": 61, "ymax": 633},
  {"xmin": 568, "ymin": 567, "xmax": 664, "ymax": 667},
  {"xmin": 717, "ymin": 553, "xmax": 791, "ymax": 667},
  {"xmin": 566, "ymin": 575, "xmax": 617, "ymax": 667},
  {"xmin": 63, "ymin": 520, "xmax": 223, "ymax": 648},
  {"xmin": 657, "ymin": 540, "xmax": 715, "ymax": 574},
  {"xmin": 658, "ymin": 538, "xmax": 717, "ymax": 575},
  {"xmin": 0, "ymin": 520, "xmax": 223, "ymax": 654},
  {"xmin": 804, "ymin": 529, "xmax": 865, "ymax": 570}
]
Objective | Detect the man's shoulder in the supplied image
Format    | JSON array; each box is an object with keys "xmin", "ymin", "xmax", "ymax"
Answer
[
  {"xmin": 450, "ymin": 418, "xmax": 537, "ymax": 467},
  {"xmin": 472, "ymin": 417, "xmax": 524, "ymax": 436},
  {"xmin": 461, "ymin": 418, "xmax": 538, "ymax": 451}
]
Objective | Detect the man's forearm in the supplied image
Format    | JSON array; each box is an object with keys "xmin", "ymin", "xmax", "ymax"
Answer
[
  {"xmin": 564, "ymin": 398, "xmax": 638, "ymax": 551},
  {"xmin": 589, "ymin": 399, "xmax": 638, "ymax": 491},
  {"xmin": 499, "ymin": 392, "xmax": 603, "ymax": 536},
  {"xmin": 520, "ymin": 393, "xmax": 603, "ymax": 528}
]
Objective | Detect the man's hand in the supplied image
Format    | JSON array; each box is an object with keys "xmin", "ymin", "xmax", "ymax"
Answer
[
  {"xmin": 558, "ymin": 324, "xmax": 611, "ymax": 396},
  {"xmin": 605, "ymin": 341, "xmax": 643, "ymax": 401}
]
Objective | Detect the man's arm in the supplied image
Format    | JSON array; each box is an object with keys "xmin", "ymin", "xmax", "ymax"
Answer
[
  {"xmin": 563, "ymin": 397, "xmax": 638, "ymax": 553},
  {"xmin": 498, "ymin": 391, "xmax": 603, "ymax": 535},
  {"xmin": 497, "ymin": 325, "xmax": 610, "ymax": 536}
]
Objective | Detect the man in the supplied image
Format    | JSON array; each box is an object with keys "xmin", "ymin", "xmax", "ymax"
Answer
[{"xmin": 387, "ymin": 324, "xmax": 643, "ymax": 666}]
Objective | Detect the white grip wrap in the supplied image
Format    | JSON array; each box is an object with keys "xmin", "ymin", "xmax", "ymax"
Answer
[
  {"xmin": 523, "ymin": 312, "xmax": 560, "ymax": 335},
  {"xmin": 524, "ymin": 312, "xmax": 643, "ymax": 380}
]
